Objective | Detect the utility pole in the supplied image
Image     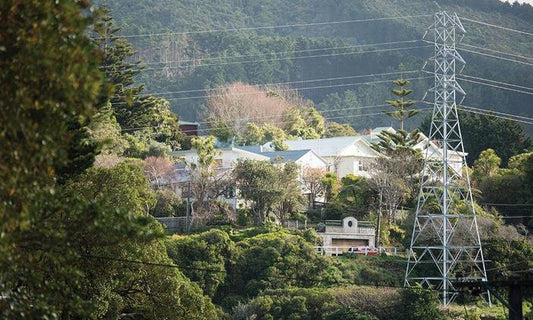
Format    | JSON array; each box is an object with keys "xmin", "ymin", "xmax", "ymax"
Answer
[{"xmin": 405, "ymin": 11, "xmax": 489, "ymax": 306}]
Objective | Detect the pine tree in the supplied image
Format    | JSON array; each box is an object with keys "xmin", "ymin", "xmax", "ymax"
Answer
[{"xmin": 92, "ymin": 7, "xmax": 183, "ymax": 153}]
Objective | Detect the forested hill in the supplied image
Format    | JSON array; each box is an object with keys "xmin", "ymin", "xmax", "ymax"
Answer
[{"xmin": 104, "ymin": 0, "xmax": 533, "ymax": 133}]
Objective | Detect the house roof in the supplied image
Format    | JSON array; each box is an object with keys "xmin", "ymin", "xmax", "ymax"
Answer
[
  {"xmin": 260, "ymin": 149, "xmax": 314, "ymax": 163},
  {"xmin": 277, "ymin": 136, "xmax": 381, "ymax": 158},
  {"xmin": 281, "ymin": 136, "xmax": 360, "ymax": 156},
  {"xmin": 178, "ymin": 120, "xmax": 200, "ymax": 126},
  {"xmin": 235, "ymin": 145, "xmax": 264, "ymax": 154}
]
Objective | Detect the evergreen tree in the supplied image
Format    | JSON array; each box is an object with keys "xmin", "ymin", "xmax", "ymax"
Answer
[{"xmin": 92, "ymin": 7, "xmax": 183, "ymax": 154}]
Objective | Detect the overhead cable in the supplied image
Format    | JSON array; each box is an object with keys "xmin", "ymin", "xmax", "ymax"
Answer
[{"xmin": 95, "ymin": 14, "xmax": 433, "ymax": 39}]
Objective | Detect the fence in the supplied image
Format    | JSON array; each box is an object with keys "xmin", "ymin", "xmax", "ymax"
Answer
[{"xmin": 314, "ymin": 246, "xmax": 402, "ymax": 257}]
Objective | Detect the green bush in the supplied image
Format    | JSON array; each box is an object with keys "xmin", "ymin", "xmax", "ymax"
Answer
[{"xmin": 326, "ymin": 307, "xmax": 378, "ymax": 320}]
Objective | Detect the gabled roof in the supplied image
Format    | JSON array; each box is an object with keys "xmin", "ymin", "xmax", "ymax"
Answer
[
  {"xmin": 235, "ymin": 145, "xmax": 264, "ymax": 154},
  {"xmin": 361, "ymin": 127, "xmax": 395, "ymax": 144},
  {"xmin": 276, "ymin": 136, "xmax": 381, "ymax": 158},
  {"xmin": 281, "ymin": 136, "xmax": 360, "ymax": 156},
  {"xmin": 178, "ymin": 120, "xmax": 200, "ymax": 125},
  {"xmin": 261, "ymin": 149, "xmax": 321, "ymax": 163}
]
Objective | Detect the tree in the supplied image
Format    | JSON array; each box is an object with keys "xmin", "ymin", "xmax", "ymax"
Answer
[
  {"xmin": 472, "ymin": 148, "xmax": 501, "ymax": 184},
  {"xmin": 420, "ymin": 110, "xmax": 532, "ymax": 166},
  {"xmin": 324, "ymin": 122, "xmax": 358, "ymax": 138},
  {"xmin": 66, "ymin": 163, "xmax": 217, "ymax": 319},
  {"xmin": 338, "ymin": 174, "xmax": 373, "ymax": 218},
  {"xmin": 92, "ymin": 7, "xmax": 183, "ymax": 155},
  {"xmin": 151, "ymin": 188, "xmax": 182, "ymax": 217},
  {"xmin": 143, "ymin": 155, "xmax": 175, "ymax": 187},
  {"xmin": 203, "ymin": 83, "xmax": 293, "ymax": 139},
  {"xmin": 274, "ymin": 162, "xmax": 305, "ymax": 223},
  {"xmin": 321, "ymin": 172, "xmax": 341, "ymax": 203},
  {"xmin": 166, "ymin": 229, "xmax": 233, "ymax": 297},
  {"xmin": 234, "ymin": 159, "xmax": 302, "ymax": 224},
  {"xmin": 185, "ymin": 136, "xmax": 233, "ymax": 222},
  {"xmin": 301, "ymin": 168, "xmax": 327, "ymax": 208},
  {"xmin": 0, "ymin": 2, "xmax": 215, "ymax": 317},
  {"xmin": 383, "ymin": 76, "xmax": 418, "ymax": 131},
  {"xmin": 203, "ymin": 82, "xmax": 326, "ymax": 144},
  {"xmin": 0, "ymin": 0, "xmax": 102, "ymax": 316}
]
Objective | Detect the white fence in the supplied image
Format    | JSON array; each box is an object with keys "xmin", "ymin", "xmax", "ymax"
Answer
[{"xmin": 314, "ymin": 246, "xmax": 402, "ymax": 257}]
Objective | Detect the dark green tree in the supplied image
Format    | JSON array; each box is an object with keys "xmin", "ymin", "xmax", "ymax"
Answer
[
  {"xmin": 92, "ymin": 7, "xmax": 184, "ymax": 154},
  {"xmin": 384, "ymin": 77, "xmax": 418, "ymax": 131},
  {"xmin": 420, "ymin": 110, "xmax": 532, "ymax": 166}
]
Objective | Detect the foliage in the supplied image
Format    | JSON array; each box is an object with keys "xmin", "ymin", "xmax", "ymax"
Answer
[
  {"xmin": 421, "ymin": 111, "xmax": 532, "ymax": 166},
  {"xmin": 301, "ymin": 167, "xmax": 328, "ymax": 208},
  {"xmin": 472, "ymin": 150, "xmax": 533, "ymax": 227},
  {"xmin": 226, "ymin": 230, "xmax": 339, "ymax": 298},
  {"xmin": 185, "ymin": 135, "xmax": 234, "ymax": 221},
  {"xmin": 325, "ymin": 122, "xmax": 358, "ymax": 138},
  {"xmin": 92, "ymin": 7, "xmax": 184, "ymax": 157},
  {"xmin": 151, "ymin": 188, "xmax": 182, "ymax": 217},
  {"xmin": 143, "ymin": 155, "xmax": 175, "ymax": 187},
  {"xmin": 383, "ymin": 77, "xmax": 418, "ymax": 131},
  {"xmin": 166, "ymin": 229, "xmax": 233, "ymax": 297},
  {"xmin": 326, "ymin": 307, "xmax": 378, "ymax": 320},
  {"xmin": 234, "ymin": 159, "xmax": 302, "ymax": 224},
  {"xmin": 321, "ymin": 172, "xmax": 341, "ymax": 203},
  {"xmin": 333, "ymin": 285, "xmax": 442, "ymax": 320},
  {"xmin": 230, "ymin": 288, "xmax": 338, "ymax": 320}
]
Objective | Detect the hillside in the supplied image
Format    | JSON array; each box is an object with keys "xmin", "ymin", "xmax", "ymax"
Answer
[{"xmin": 103, "ymin": 0, "xmax": 533, "ymax": 133}]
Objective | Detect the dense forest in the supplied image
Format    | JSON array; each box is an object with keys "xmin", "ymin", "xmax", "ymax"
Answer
[{"xmin": 102, "ymin": 0, "xmax": 533, "ymax": 133}]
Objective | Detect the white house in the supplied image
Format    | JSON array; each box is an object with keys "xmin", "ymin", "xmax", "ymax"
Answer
[
  {"xmin": 172, "ymin": 146, "xmax": 270, "ymax": 169},
  {"xmin": 362, "ymin": 127, "xmax": 467, "ymax": 175},
  {"xmin": 260, "ymin": 136, "xmax": 382, "ymax": 178}
]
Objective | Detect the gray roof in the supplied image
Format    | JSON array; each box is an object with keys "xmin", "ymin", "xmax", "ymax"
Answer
[
  {"xmin": 259, "ymin": 149, "xmax": 313, "ymax": 163},
  {"xmin": 235, "ymin": 145, "xmax": 264, "ymax": 153}
]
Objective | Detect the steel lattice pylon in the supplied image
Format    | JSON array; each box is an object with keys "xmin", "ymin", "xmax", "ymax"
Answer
[{"xmin": 404, "ymin": 11, "xmax": 489, "ymax": 305}]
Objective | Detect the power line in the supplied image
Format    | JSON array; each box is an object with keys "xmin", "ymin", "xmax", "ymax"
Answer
[
  {"xmin": 457, "ymin": 105, "xmax": 533, "ymax": 125},
  {"xmin": 113, "ymin": 76, "xmax": 431, "ymax": 105},
  {"xmin": 192, "ymin": 103, "xmax": 391, "ymax": 126},
  {"xmin": 421, "ymin": 100, "xmax": 533, "ymax": 125},
  {"xmin": 102, "ymin": 40, "xmax": 422, "ymax": 69},
  {"xmin": 97, "ymin": 14, "xmax": 432, "ymax": 39},
  {"xmin": 460, "ymin": 74, "xmax": 533, "ymax": 92},
  {"xmin": 459, "ymin": 16, "xmax": 533, "ymax": 37},
  {"xmin": 481, "ymin": 203, "xmax": 533, "ymax": 207},
  {"xmin": 459, "ymin": 43, "xmax": 533, "ymax": 62},
  {"xmin": 486, "ymin": 259, "xmax": 533, "ymax": 273},
  {"xmin": 142, "ymin": 44, "xmax": 432, "ymax": 71},
  {"xmin": 143, "ymin": 70, "xmax": 422, "ymax": 96},
  {"xmin": 124, "ymin": 107, "xmax": 433, "ymax": 134},
  {"xmin": 459, "ymin": 104, "xmax": 533, "ymax": 123},
  {"xmin": 458, "ymin": 77, "xmax": 533, "ymax": 96},
  {"xmin": 152, "ymin": 76, "xmax": 432, "ymax": 101},
  {"xmin": 458, "ymin": 47, "xmax": 533, "ymax": 67}
]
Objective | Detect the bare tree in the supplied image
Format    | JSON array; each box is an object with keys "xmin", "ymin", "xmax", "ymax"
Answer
[
  {"xmin": 203, "ymin": 83, "xmax": 293, "ymax": 136},
  {"xmin": 300, "ymin": 167, "xmax": 327, "ymax": 208},
  {"xmin": 143, "ymin": 156, "xmax": 175, "ymax": 187}
]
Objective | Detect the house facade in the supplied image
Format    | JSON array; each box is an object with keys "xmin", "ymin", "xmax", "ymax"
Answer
[{"xmin": 260, "ymin": 136, "xmax": 382, "ymax": 178}]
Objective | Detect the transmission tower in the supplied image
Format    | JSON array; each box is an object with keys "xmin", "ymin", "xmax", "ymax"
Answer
[{"xmin": 404, "ymin": 11, "xmax": 489, "ymax": 305}]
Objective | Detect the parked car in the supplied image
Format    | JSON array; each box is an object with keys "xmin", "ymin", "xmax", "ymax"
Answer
[{"xmin": 347, "ymin": 246, "xmax": 379, "ymax": 256}]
